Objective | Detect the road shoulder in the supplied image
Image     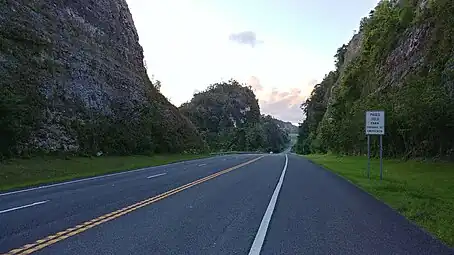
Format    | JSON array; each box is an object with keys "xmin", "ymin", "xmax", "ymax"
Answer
[{"xmin": 262, "ymin": 154, "xmax": 452, "ymax": 255}]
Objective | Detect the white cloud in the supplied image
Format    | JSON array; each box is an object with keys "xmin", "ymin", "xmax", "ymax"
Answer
[
  {"xmin": 251, "ymin": 79, "xmax": 318, "ymax": 124},
  {"xmin": 229, "ymin": 31, "xmax": 264, "ymax": 48},
  {"xmin": 248, "ymin": 76, "xmax": 263, "ymax": 92}
]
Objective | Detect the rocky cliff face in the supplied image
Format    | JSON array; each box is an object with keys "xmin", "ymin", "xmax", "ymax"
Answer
[
  {"xmin": 179, "ymin": 80, "xmax": 261, "ymax": 151},
  {"xmin": 179, "ymin": 80, "xmax": 290, "ymax": 152},
  {"xmin": 297, "ymin": 0, "xmax": 454, "ymax": 158},
  {"xmin": 0, "ymin": 0, "xmax": 205, "ymax": 156},
  {"xmin": 270, "ymin": 118, "xmax": 298, "ymax": 134}
]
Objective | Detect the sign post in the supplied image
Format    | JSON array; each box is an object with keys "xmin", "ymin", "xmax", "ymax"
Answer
[
  {"xmin": 380, "ymin": 135, "xmax": 383, "ymax": 180},
  {"xmin": 367, "ymin": 135, "xmax": 371, "ymax": 178},
  {"xmin": 365, "ymin": 110, "xmax": 385, "ymax": 180}
]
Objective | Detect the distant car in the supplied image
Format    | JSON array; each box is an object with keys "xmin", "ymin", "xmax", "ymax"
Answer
[{"xmin": 269, "ymin": 151, "xmax": 273, "ymax": 154}]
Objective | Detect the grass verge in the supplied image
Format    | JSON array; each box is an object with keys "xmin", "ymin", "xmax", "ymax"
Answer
[
  {"xmin": 304, "ymin": 154, "xmax": 454, "ymax": 247},
  {"xmin": 0, "ymin": 154, "xmax": 209, "ymax": 192}
]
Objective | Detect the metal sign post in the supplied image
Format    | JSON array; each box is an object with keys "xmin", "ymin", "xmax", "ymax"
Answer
[
  {"xmin": 365, "ymin": 110, "xmax": 385, "ymax": 180},
  {"xmin": 367, "ymin": 135, "xmax": 370, "ymax": 179},
  {"xmin": 380, "ymin": 135, "xmax": 383, "ymax": 180}
]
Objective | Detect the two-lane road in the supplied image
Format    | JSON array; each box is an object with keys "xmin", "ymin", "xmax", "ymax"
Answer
[{"xmin": 0, "ymin": 154, "xmax": 451, "ymax": 254}]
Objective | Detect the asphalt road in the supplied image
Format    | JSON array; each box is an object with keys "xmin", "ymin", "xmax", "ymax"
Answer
[{"xmin": 0, "ymin": 153, "xmax": 451, "ymax": 254}]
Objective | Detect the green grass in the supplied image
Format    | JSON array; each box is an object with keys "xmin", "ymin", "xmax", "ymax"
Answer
[
  {"xmin": 0, "ymin": 154, "xmax": 209, "ymax": 192},
  {"xmin": 304, "ymin": 154, "xmax": 454, "ymax": 247}
]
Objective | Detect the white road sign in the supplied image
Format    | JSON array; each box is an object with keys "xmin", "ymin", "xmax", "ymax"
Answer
[{"xmin": 365, "ymin": 111, "xmax": 385, "ymax": 135}]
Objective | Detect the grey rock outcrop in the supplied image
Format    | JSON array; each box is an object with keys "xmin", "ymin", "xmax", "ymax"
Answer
[{"xmin": 0, "ymin": 0, "xmax": 205, "ymax": 155}]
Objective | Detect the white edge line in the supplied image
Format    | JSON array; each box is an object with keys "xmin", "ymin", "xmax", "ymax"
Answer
[
  {"xmin": 0, "ymin": 156, "xmax": 227, "ymax": 197},
  {"xmin": 0, "ymin": 168, "xmax": 150, "ymax": 197},
  {"xmin": 198, "ymin": 163, "xmax": 207, "ymax": 167},
  {"xmin": 0, "ymin": 200, "xmax": 49, "ymax": 214},
  {"xmin": 146, "ymin": 173, "xmax": 167, "ymax": 179},
  {"xmin": 248, "ymin": 154, "xmax": 289, "ymax": 255}
]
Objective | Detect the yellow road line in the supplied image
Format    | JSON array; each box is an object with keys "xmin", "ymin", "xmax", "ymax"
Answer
[{"xmin": 3, "ymin": 156, "xmax": 265, "ymax": 255}]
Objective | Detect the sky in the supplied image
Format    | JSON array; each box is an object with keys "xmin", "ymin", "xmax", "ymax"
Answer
[{"xmin": 126, "ymin": 0, "xmax": 379, "ymax": 124}]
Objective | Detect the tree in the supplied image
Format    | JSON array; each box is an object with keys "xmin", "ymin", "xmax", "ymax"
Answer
[{"xmin": 180, "ymin": 80, "xmax": 290, "ymax": 153}]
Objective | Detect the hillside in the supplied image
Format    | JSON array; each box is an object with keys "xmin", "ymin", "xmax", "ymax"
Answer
[
  {"xmin": 0, "ymin": 0, "xmax": 206, "ymax": 158},
  {"xmin": 180, "ymin": 80, "xmax": 290, "ymax": 153},
  {"xmin": 296, "ymin": 0, "xmax": 454, "ymax": 159},
  {"xmin": 271, "ymin": 118, "xmax": 298, "ymax": 134}
]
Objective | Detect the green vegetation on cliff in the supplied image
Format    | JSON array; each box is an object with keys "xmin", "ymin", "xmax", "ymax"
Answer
[
  {"xmin": 0, "ymin": 13, "xmax": 48, "ymax": 158},
  {"xmin": 180, "ymin": 80, "xmax": 290, "ymax": 153},
  {"xmin": 0, "ymin": 0, "xmax": 206, "ymax": 159},
  {"xmin": 69, "ymin": 87, "xmax": 206, "ymax": 156},
  {"xmin": 296, "ymin": 0, "xmax": 454, "ymax": 159}
]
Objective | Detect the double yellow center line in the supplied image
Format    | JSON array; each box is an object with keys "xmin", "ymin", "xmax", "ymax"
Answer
[{"xmin": 4, "ymin": 156, "xmax": 264, "ymax": 255}]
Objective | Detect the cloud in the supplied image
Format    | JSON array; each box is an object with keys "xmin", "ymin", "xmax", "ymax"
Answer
[
  {"xmin": 257, "ymin": 80, "xmax": 319, "ymax": 124},
  {"xmin": 307, "ymin": 79, "xmax": 319, "ymax": 88},
  {"xmin": 258, "ymin": 88, "xmax": 304, "ymax": 124},
  {"xmin": 229, "ymin": 31, "xmax": 264, "ymax": 48},
  {"xmin": 247, "ymin": 76, "xmax": 263, "ymax": 92}
]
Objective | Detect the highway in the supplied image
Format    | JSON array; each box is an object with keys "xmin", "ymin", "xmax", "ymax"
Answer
[{"xmin": 0, "ymin": 153, "xmax": 451, "ymax": 254}]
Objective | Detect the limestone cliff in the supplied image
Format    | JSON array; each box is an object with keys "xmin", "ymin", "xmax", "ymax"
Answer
[
  {"xmin": 180, "ymin": 80, "xmax": 290, "ymax": 153},
  {"xmin": 270, "ymin": 118, "xmax": 298, "ymax": 134},
  {"xmin": 297, "ymin": 0, "xmax": 454, "ymax": 158},
  {"xmin": 0, "ymin": 0, "xmax": 205, "ymax": 156}
]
